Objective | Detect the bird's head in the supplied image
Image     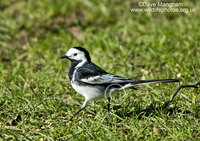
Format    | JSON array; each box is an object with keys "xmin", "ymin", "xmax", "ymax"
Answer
[{"xmin": 61, "ymin": 47, "xmax": 91, "ymax": 62}]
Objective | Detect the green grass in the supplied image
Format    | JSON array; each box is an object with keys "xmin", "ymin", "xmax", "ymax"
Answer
[{"xmin": 0, "ymin": 0, "xmax": 200, "ymax": 140}]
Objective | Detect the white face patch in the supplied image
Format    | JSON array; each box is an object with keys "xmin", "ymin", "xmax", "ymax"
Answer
[{"xmin": 66, "ymin": 48, "xmax": 87, "ymax": 62}]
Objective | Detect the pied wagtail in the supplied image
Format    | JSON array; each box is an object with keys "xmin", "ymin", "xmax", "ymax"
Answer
[{"xmin": 61, "ymin": 47, "xmax": 179, "ymax": 121}]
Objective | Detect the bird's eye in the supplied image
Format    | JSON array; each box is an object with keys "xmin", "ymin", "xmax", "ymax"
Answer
[{"xmin": 74, "ymin": 53, "xmax": 77, "ymax": 56}]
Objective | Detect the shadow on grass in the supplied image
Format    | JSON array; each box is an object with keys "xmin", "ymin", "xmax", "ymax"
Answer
[{"xmin": 112, "ymin": 102, "xmax": 200, "ymax": 120}]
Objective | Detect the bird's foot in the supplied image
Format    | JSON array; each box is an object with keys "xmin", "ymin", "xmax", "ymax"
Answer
[{"xmin": 63, "ymin": 116, "xmax": 73, "ymax": 123}]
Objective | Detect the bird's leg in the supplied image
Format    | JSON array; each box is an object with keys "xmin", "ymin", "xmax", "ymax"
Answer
[
  {"xmin": 105, "ymin": 97, "xmax": 111, "ymax": 117},
  {"xmin": 107, "ymin": 97, "xmax": 111, "ymax": 113},
  {"xmin": 65, "ymin": 99, "xmax": 88, "ymax": 123},
  {"xmin": 103, "ymin": 97, "xmax": 111, "ymax": 121}
]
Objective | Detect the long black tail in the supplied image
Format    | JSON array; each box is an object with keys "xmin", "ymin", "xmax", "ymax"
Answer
[{"xmin": 132, "ymin": 79, "xmax": 179, "ymax": 85}]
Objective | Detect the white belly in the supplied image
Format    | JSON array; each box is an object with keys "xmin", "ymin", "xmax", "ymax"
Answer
[{"xmin": 71, "ymin": 82, "xmax": 105, "ymax": 101}]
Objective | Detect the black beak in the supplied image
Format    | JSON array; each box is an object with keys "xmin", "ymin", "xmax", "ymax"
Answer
[{"xmin": 60, "ymin": 55, "xmax": 69, "ymax": 59}]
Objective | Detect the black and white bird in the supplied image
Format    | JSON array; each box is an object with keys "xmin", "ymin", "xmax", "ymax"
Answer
[{"xmin": 61, "ymin": 47, "xmax": 179, "ymax": 121}]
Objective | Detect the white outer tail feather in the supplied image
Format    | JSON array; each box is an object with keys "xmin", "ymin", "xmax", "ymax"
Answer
[{"xmin": 118, "ymin": 79, "xmax": 179, "ymax": 90}]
